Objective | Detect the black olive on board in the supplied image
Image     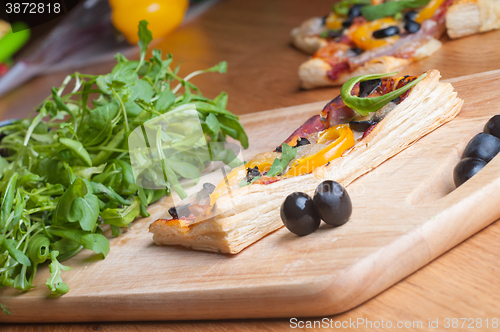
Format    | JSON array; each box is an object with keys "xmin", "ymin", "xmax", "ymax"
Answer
[
  {"xmin": 404, "ymin": 11, "xmax": 417, "ymax": 22},
  {"xmin": 313, "ymin": 181, "xmax": 352, "ymax": 226},
  {"xmin": 453, "ymin": 157, "xmax": 487, "ymax": 187},
  {"xmin": 462, "ymin": 133, "xmax": 500, "ymax": 163},
  {"xmin": 404, "ymin": 20, "xmax": 421, "ymax": 33},
  {"xmin": 484, "ymin": 115, "xmax": 500, "ymax": 139},
  {"xmin": 348, "ymin": 4, "xmax": 364, "ymax": 18},
  {"xmin": 373, "ymin": 26, "xmax": 400, "ymax": 39},
  {"xmin": 280, "ymin": 192, "xmax": 321, "ymax": 236},
  {"xmin": 359, "ymin": 78, "xmax": 382, "ymax": 97}
]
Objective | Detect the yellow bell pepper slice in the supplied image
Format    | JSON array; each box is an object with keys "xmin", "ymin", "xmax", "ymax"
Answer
[
  {"xmin": 283, "ymin": 124, "xmax": 355, "ymax": 178},
  {"xmin": 415, "ymin": 0, "xmax": 445, "ymax": 23},
  {"xmin": 349, "ymin": 17, "xmax": 399, "ymax": 50},
  {"xmin": 326, "ymin": 13, "xmax": 344, "ymax": 30},
  {"xmin": 209, "ymin": 165, "xmax": 246, "ymax": 206}
]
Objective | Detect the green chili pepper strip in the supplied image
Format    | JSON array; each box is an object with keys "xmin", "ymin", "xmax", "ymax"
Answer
[{"xmin": 340, "ymin": 72, "xmax": 427, "ymax": 116}]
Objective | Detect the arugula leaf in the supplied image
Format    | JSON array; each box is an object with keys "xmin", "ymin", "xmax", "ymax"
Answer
[
  {"xmin": 46, "ymin": 251, "xmax": 72, "ymax": 295},
  {"xmin": 59, "ymin": 138, "xmax": 93, "ymax": 167},
  {"xmin": 341, "ymin": 72, "xmax": 427, "ymax": 116},
  {"xmin": 47, "ymin": 229, "xmax": 110, "ymax": 258},
  {"xmin": 267, "ymin": 143, "xmax": 297, "ymax": 177},
  {"xmin": 0, "ymin": 238, "xmax": 31, "ymax": 266},
  {"xmin": 52, "ymin": 177, "xmax": 100, "ymax": 232},
  {"xmin": 334, "ymin": 0, "xmax": 371, "ymax": 15},
  {"xmin": 361, "ymin": 0, "xmax": 431, "ymax": 21},
  {"xmin": 100, "ymin": 197, "xmax": 140, "ymax": 227},
  {"xmin": 27, "ymin": 234, "xmax": 50, "ymax": 264},
  {"xmin": 137, "ymin": 20, "xmax": 153, "ymax": 72},
  {"xmin": 0, "ymin": 173, "xmax": 18, "ymax": 229}
]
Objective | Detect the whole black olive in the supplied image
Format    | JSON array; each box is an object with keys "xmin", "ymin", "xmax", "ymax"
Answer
[
  {"xmin": 404, "ymin": 20, "xmax": 421, "ymax": 33},
  {"xmin": 348, "ymin": 4, "xmax": 363, "ymax": 18},
  {"xmin": 484, "ymin": 115, "xmax": 500, "ymax": 139},
  {"xmin": 342, "ymin": 18, "xmax": 353, "ymax": 28},
  {"xmin": 280, "ymin": 192, "xmax": 320, "ymax": 236},
  {"xmin": 453, "ymin": 157, "xmax": 487, "ymax": 187},
  {"xmin": 313, "ymin": 180, "xmax": 352, "ymax": 226},
  {"xmin": 372, "ymin": 26, "xmax": 400, "ymax": 39},
  {"xmin": 462, "ymin": 133, "xmax": 500, "ymax": 162},
  {"xmin": 404, "ymin": 11, "xmax": 417, "ymax": 22}
]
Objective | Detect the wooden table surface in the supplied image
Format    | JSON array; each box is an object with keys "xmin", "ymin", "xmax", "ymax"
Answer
[{"xmin": 3, "ymin": 0, "xmax": 500, "ymax": 330}]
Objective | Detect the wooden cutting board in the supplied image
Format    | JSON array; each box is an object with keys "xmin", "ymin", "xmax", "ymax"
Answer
[{"xmin": 2, "ymin": 70, "xmax": 500, "ymax": 323}]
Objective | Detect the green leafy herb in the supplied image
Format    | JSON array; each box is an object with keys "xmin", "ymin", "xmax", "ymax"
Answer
[
  {"xmin": 334, "ymin": 0, "xmax": 371, "ymax": 16},
  {"xmin": 361, "ymin": 0, "xmax": 431, "ymax": 21},
  {"xmin": 267, "ymin": 143, "xmax": 297, "ymax": 177},
  {"xmin": 340, "ymin": 72, "xmax": 427, "ymax": 116},
  {"xmin": 45, "ymin": 251, "xmax": 71, "ymax": 295},
  {"xmin": 0, "ymin": 20, "xmax": 248, "ymax": 302}
]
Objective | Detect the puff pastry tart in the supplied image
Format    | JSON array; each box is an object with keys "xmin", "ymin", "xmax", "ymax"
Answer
[
  {"xmin": 150, "ymin": 70, "xmax": 463, "ymax": 254},
  {"xmin": 446, "ymin": 0, "xmax": 500, "ymax": 38},
  {"xmin": 293, "ymin": 0, "xmax": 458, "ymax": 88}
]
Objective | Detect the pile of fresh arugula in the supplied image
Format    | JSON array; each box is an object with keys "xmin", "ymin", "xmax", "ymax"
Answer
[{"xmin": 0, "ymin": 20, "xmax": 248, "ymax": 304}]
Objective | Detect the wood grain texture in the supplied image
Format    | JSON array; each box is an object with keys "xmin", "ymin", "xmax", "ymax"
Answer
[
  {"xmin": 1, "ymin": 70, "xmax": 500, "ymax": 325},
  {"xmin": 3, "ymin": 0, "xmax": 500, "ymax": 330}
]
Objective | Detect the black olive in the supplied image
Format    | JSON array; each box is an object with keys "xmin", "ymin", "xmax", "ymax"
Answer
[
  {"xmin": 197, "ymin": 183, "xmax": 216, "ymax": 199},
  {"xmin": 348, "ymin": 4, "xmax": 363, "ymax": 18},
  {"xmin": 313, "ymin": 181, "xmax": 352, "ymax": 226},
  {"xmin": 275, "ymin": 145, "xmax": 282, "ymax": 153},
  {"xmin": 349, "ymin": 47, "xmax": 364, "ymax": 56},
  {"xmin": 373, "ymin": 26, "xmax": 400, "ymax": 39},
  {"xmin": 280, "ymin": 192, "xmax": 320, "ymax": 236},
  {"xmin": 404, "ymin": 20, "xmax": 421, "ymax": 33},
  {"xmin": 342, "ymin": 18, "xmax": 353, "ymax": 28},
  {"xmin": 169, "ymin": 204, "xmax": 192, "ymax": 219},
  {"xmin": 326, "ymin": 29, "xmax": 343, "ymax": 39},
  {"xmin": 349, "ymin": 120, "xmax": 376, "ymax": 132},
  {"xmin": 404, "ymin": 11, "xmax": 417, "ymax": 22},
  {"xmin": 359, "ymin": 78, "xmax": 381, "ymax": 97},
  {"xmin": 453, "ymin": 157, "xmax": 487, "ymax": 187},
  {"xmin": 294, "ymin": 137, "xmax": 311, "ymax": 148},
  {"xmin": 245, "ymin": 166, "xmax": 261, "ymax": 183},
  {"xmin": 168, "ymin": 206, "xmax": 178, "ymax": 219},
  {"xmin": 484, "ymin": 115, "xmax": 500, "ymax": 139},
  {"xmin": 391, "ymin": 96, "xmax": 401, "ymax": 104},
  {"xmin": 321, "ymin": 14, "xmax": 329, "ymax": 25},
  {"xmin": 462, "ymin": 133, "xmax": 500, "ymax": 163}
]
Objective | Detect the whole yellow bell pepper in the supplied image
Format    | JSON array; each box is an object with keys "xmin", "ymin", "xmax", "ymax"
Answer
[{"xmin": 109, "ymin": 0, "xmax": 189, "ymax": 44}]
